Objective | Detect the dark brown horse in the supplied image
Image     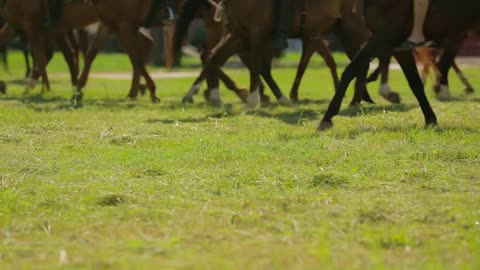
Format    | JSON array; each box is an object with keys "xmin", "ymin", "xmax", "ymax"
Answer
[
  {"xmin": 319, "ymin": 0, "xmax": 480, "ymax": 130},
  {"xmin": 0, "ymin": 0, "xmax": 98, "ymax": 93},
  {"xmin": 175, "ymin": 1, "xmax": 341, "ymax": 106},
  {"xmin": 74, "ymin": 0, "xmax": 177, "ymax": 104},
  {"xmin": 176, "ymin": 0, "xmax": 392, "ymax": 111},
  {"xmin": 0, "ymin": 18, "xmax": 31, "ymax": 77}
]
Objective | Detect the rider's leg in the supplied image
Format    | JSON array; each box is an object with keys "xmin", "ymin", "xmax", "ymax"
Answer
[
  {"xmin": 397, "ymin": 0, "xmax": 430, "ymax": 51},
  {"xmin": 44, "ymin": 0, "xmax": 62, "ymax": 28}
]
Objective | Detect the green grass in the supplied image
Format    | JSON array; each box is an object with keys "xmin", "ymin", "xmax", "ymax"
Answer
[{"xmin": 0, "ymin": 51, "xmax": 480, "ymax": 269}]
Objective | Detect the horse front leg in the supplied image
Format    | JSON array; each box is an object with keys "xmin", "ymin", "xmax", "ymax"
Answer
[
  {"xmin": 394, "ymin": 51, "xmax": 437, "ymax": 127},
  {"xmin": 318, "ymin": 40, "xmax": 375, "ymax": 131},
  {"xmin": 75, "ymin": 23, "xmax": 110, "ymax": 104},
  {"xmin": 290, "ymin": 39, "xmax": 315, "ymax": 101},
  {"xmin": 26, "ymin": 32, "xmax": 50, "ymax": 95}
]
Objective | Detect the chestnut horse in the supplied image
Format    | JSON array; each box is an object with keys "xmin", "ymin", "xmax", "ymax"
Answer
[
  {"xmin": 319, "ymin": 0, "xmax": 480, "ymax": 130},
  {"xmin": 75, "ymin": 0, "xmax": 177, "ymax": 104},
  {"xmin": 176, "ymin": 0, "xmax": 392, "ymax": 111},
  {"xmin": 0, "ymin": 0, "xmax": 98, "ymax": 92},
  {"xmin": 175, "ymin": 0, "xmax": 341, "ymax": 106}
]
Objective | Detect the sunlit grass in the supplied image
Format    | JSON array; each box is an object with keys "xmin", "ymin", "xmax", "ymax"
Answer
[{"xmin": 0, "ymin": 51, "xmax": 479, "ymax": 269}]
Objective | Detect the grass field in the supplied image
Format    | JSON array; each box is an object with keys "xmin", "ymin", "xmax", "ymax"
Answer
[{"xmin": 0, "ymin": 51, "xmax": 480, "ymax": 269}]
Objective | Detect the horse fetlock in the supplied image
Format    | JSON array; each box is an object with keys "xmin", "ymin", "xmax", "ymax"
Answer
[
  {"xmin": 379, "ymin": 83, "xmax": 401, "ymax": 104},
  {"xmin": 0, "ymin": 81, "xmax": 7, "ymax": 94},
  {"xmin": 209, "ymin": 88, "xmax": 223, "ymax": 107},
  {"xmin": 242, "ymin": 91, "xmax": 261, "ymax": 113},
  {"xmin": 317, "ymin": 120, "xmax": 333, "ymax": 131},
  {"xmin": 436, "ymin": 85, "xmax": 451, "ymax": 101},
  {"xmin": 278, "ymin": 95, "xmax": 294, "ymax": 107},
  {"xmin": 182, "ymin": 96, "xmax": 194, "ymax": 104},
  {"xmin": 151, "ymin": 96, "xmax": 161, "ymax": 104},
  {"xmin": 465, "ymin": 86, "xmax": 475, "ymax": 94}
]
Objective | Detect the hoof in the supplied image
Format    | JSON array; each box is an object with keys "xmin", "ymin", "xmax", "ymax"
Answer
[
  {"xmin": 425, "ymin": 121, "xmax": 438, "ymax": 129},
  {"xmin": 465, "ymin": 87, "xmax": 475, "ymax": 95},
  {"xmin": 0, "ymin": 81, "xmax": 6, "ymax": 94},
  {"xmin": 151, "ymin": 96, "xmax": 161, "ymax": 104},
  {"xmin": 138, "ymin": 84, "xmax": 147, "ymax": 96},
  {"xmin": 433, "ymin": 84, "xmax": 441, "ymax": 94},
  {"xmin": 237, "ymin": 89, "xmax": 249, "ymax": 103},
  {"xmin": 379, "ymin": 84, "xmax": 401, "ymax": 104},
  {"xmin": 436, "ymin": 85, "xmax": 451, "ymax": 101},
  {"xmin": 208, "ymin": 88, "xmax": 223, "ymax": 107},
  {"xmin": 182, "ymin": 96, "xmax": 194, "ymax": 104},
  {"xmin": 126, "ymin": 95, "xmax": 137, "ymax": 101},
  {"xmin": 260, "ymin": 94, "xmax": 271, "ymax": 103},
  {"xmin": 317, "ymin": 121, "xmax": 333, "ymax": 131},
  {"xmin": 242, "ymin": 91, "xmax": 260, "ymax": 112},
  {"xmin": 278, "ymin": 96, "xmax": 294, "ymax": 107},
  {"xmin": 71, "ymin": 92, "xmax": 84, "ymax": 108},
  {"xmin": 383, "ymin": 92, "xmax": 401, "ymax": 104}
]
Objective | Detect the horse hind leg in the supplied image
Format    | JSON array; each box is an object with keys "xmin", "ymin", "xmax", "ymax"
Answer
[
  {"xmin": 452, "ymin": 61, "xmax": 474, "ymax": 94},
  {"xmin": 377, "ymin": 55, "xmax": 401, "ymax": 104},
  {"xmin": 316, "ymin": 39, "xmax": 339, "ymax": 93},
  {"xmin": 290, "ymin": 39, "xmax": 316, "ymax": 101},
  {"xmin": 76, "ymin": 23, "xmax": 111, "ymax": 104}
]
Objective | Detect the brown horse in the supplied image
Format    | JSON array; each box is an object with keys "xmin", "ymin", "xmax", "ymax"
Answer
[
  {"xmin": 175, "ymin": 1, "xmax": 341, "ymax": 106},
  {"xmin": 319, "ymin": 0, "xmax": 480, "ymax": 130},
  {"xmin": 74, "ymin": 0, "xmax": 177, "ymax": 104},
  {"xmin": 0, "ymin": 0, "xmax": 98, "ymax": 93},
  {"xmin": 176, "ymin": 0, "xmax": 391, "ymax": 111}
]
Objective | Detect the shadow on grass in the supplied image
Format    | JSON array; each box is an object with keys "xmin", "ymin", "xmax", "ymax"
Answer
[
  {"xmin": 338, "ymin": 103, "xmax": 418, "ymax": 117},
  {"xmin": 330, "ymin": 124, "xmax": 480, "ymax": 140},
  {"xmin": 256, "ymin": 109, "xmax": 321, "ymax": 125},
  {"xmin": 0, "ymin": 94, "xmax": 150, "ymax": 111}
]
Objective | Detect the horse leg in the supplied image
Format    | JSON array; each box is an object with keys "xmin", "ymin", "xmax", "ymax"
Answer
[
  {"xmin": 316, "ymin": 40, "xmax": 339, "ymax": 93},
  {"xmin": 290, "ymin": 40, "xmax": 315, "ymax": 101},
  {"xmin": 202, "ymin": 35, "xmax": 244, "ymax": 105},
  {"xmin": 394, "ymin": 51, "xmax": 437, "ymax": 127},
  {"xmin": 349, "ymin": 67, "xmax": 371, "ymax": 106},
  {"xmin": 452, "ymin": 61, "xmax": 474, "ymax": 94},
  {"xmin": 216, "ymin": 67, "xmax": 249, "ymax": 102},
  {"xmin": 182, "ymin": 73, "xmax": 205, "ymax": 104},
  {"xmin": 115, "ymin": 26, "xmax": 150, "ymax": 101},
  {"xmin": 56, "ymin": 35, "xmax": 78, "ymax": 86},
  {"xmin": 75, "ymin": 24, "xmax": 110, "ymax": 103},
  {"xmin": 21, "ymin": 37, "xmax": 32, "ymax": 78},
  {"xmin": 376, "ymin": 55, "xmax": 401, "ymax": 104},
  {"xmin": 319, "ymin": 41, "xmax": 375, "ymax": 130},
  {"xmin": 435, "ymin": 48, "xmax": 455, "ymax": 101},
  {"xmin": 137, "ymin": 33, "xmax": 157, "ymax": 103},
  {"xmin": 26, "ymin": 33, "xmax": 50, "ymax": 94},
  {"xmin": 259, "ymin": 58, "xmax": 292, "ymax": 107}
]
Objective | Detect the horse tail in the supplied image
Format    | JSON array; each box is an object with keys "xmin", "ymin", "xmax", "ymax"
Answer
[{"xmin": 173, "ymin": 0, "xmax": 207, "ymax": 58}]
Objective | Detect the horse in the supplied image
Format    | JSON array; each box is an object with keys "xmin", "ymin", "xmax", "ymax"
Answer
[
  {"xmin": 175, "ymin": 0, "xmax": 342, "ymax": 106},
  {"xmin": 318, "ymin": 0, "xmax": 480, "ymax": 130},
  {"xmin": 0, "ymin": 0, "xmax": 99, "ymax": 93},
  {"xmin": 74, "ymin": 0, "xmax": 177, "ymax": 104},
  {"xmin": 175, "ymin": 0, "xmax": 401, "ymax": 111},
  {"xmin": 367, "ymin": 45, "xmax": 475, "ymax": 102},
  {"xmin": 0, "ymin": 18, "xmax": 32, "ymax": 77}
]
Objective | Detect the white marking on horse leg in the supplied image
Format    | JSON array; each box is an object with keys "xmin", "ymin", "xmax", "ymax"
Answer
[
  {"xmin": 185, "ymin": 83, "xmax": 202, "ymax": 98},
  {"xmin": 209, "ymin": 87, "xmax": 222, "ymax": 106},
  {"xmin": 379, "ymin": 83, "xmax": 392, "ymax": 97},
  {"xmin": 278, "ymin": 95, "xmax": 294, "ymax": 107},
  {"xmin": 242, "ymin": 89, "xmax": 261, "ymax": 112},
  {"xmin": 437, "ymin": 84, "xmax": 451, "ymax": 100}
]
